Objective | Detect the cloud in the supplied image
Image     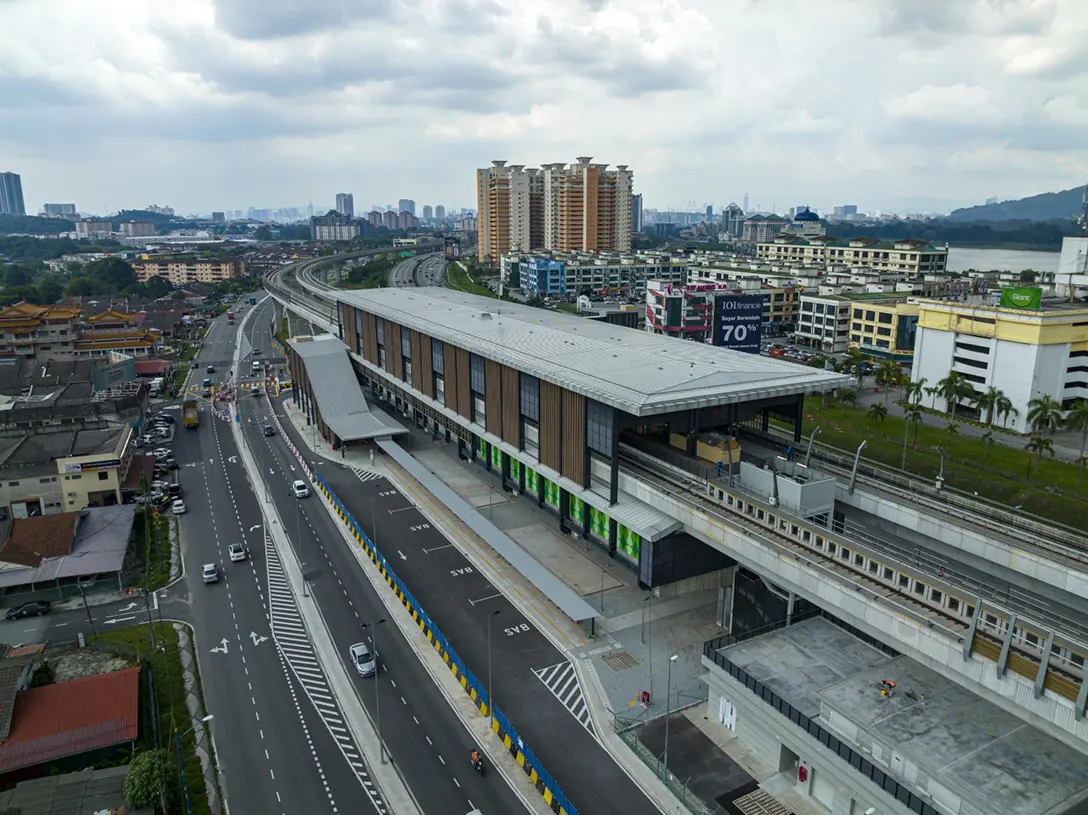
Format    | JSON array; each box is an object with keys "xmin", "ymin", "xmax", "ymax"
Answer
[{"xmin": 1, "ymin": 0, "xmax": 1085, "ymax": 216}]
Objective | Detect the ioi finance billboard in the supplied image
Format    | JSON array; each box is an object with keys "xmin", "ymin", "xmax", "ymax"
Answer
[{"xmin": 714, "ymin": 294, "xmax": 762, "ymax": 353}]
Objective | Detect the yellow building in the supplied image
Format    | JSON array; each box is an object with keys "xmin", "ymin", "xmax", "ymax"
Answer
[
  {"xmin": 133, "ymin": 258, "xmax": 246, "ymax": 285},
  {"xmin": 912, "ymin": 297, "xmax": 1088, "ymax": 432},
  {"xmin": 847, "ymin": 296, "xmax": 919, "ymax": 360}
]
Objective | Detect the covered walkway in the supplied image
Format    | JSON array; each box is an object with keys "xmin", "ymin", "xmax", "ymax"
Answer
[
  {"xmin": 285, "ymin": 335, "xmax": 406, "ymax": 451},
  {"xmin": 377, "ymin": 438, "xmax": 600, "ymax": 625}
]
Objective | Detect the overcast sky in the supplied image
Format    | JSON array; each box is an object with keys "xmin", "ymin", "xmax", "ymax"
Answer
[{"xmin": 3, "ymin": 0, "xmax": 1086, "ymax": 217}]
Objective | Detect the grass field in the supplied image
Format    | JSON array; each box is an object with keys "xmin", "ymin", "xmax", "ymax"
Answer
[
  {"xmin": 96, "ymin": 624, "xmax": 212, "ymax": 815},
  {"xmin": 446, "ymin": 262, "xmax": 496, "ymax": 298},
  {"xmin": 790, "ymin": 396, "xmax": 1088, "ymax": 529}
]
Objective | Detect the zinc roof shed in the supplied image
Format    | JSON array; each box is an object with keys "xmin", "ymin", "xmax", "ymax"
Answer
[{"xmin": 335, "ymin": 288, "xmax": 850, "ymax": 417}]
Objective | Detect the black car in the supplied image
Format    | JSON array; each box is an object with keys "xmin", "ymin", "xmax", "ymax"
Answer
[
  {"xmin": 206, "ymin": 365, "xmax": 215, "ymax": 374},
  {"xmin": 263, "ymin": 425, "xmax": 275, "ymax": 436},
  {"xmin": 6, "ymin": 600, "xmax": 51, "ymax": 620}
]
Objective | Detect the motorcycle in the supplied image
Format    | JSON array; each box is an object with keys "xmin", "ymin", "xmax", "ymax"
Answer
[{"xmin": 471, "ymin": 756, "xmax": 485, "ymax": 777}]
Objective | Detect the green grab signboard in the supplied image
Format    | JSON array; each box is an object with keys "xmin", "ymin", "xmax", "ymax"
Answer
[
  {"xmin": 617, "ymin": 524, "xmax": 641, "ymax": 562},
  {"xmin": 526, "ymin": 467, "xmax": 539, "ymax": 495},
  {"xmin": 544, "ymin": 479, "xmax": 560, "ymax": 509},
  {"xmin": 569, "ymin": 495, "xmax": 585, "ymax": 527},
  {"xmin": 491, "ymin": 444, "xmax": 502, "ymax": 469},
  {"xmin": 588, "ymin": 505, "xmax": 609, "ymax": 539},
  {"xmin": 478, "ymin": 438, "xmax": 487, "ymax": 459},
  {"xmin": 510, "ymin": 458, "xmax": 521, "ymax": 482},
  {"xmin": 999, "ymin": 286, "xmax": 1042, "ymax": 310}
]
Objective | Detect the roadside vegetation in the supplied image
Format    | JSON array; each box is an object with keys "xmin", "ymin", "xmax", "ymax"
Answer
[
  {"xmin": 446, "ymin": 261, "xmax": 496, "ymax": 298},
  {"xmin": 781, "ymin": 350, "xmax": 1088, "ymax": 529},
  {"xmin": 96, "ymin": 624, "xmax": 212, "ymax": 815}
]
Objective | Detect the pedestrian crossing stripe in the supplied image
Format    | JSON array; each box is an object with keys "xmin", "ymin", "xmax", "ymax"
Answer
[
  {"xmin": 350, "ymin": 467, "xmax": 383, "ymax": 483},
  {"xmin": 533, "ymin": 661, "xmax": 596, "ymax": 738}
]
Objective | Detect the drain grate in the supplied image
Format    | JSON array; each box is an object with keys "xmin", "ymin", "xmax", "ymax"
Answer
[
  {"xmin": 601, "ymin": 649, "xmax": 639, "ymax": 672},
  {"xmin": 732, "ymin": 790, "xmax": 792, "ymax": 815}
]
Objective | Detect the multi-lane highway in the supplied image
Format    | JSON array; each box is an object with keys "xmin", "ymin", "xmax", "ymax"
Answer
[
  {"xmin": 255, "ymin": 299, "xmax": 660, "ymax": 813},
  {"xmin": 174, "ymin": 306, "xmax": 377, "ymax": 815},
  {"xmin": 236, "ymin": 298, "xmax": 531, "ymax": 815},
  {"xmin": 389, "ymin": 254, "xmax": 444, "ymax": 288}
]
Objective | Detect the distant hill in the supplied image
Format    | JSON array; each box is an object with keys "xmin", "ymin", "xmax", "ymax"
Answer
[
  {"xmin": 948, "ymin": 185, "xmax": 1086, "ymax": 222},
  {"xmin": 0, "ymin": 214, "xmax": 75, "ymax": 236}
]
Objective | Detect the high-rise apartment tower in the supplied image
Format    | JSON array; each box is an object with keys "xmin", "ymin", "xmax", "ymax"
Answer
[
  {"xmin": 476, "ymin": 158, "xmax": 634, "ymax": 263},
  {"xmin": 335, "ymin": 193, "xmax": 354, "ymax": 218},
  {"xmin": 0, "ymin": 173, "xmax": 26, "ymax": 216}
]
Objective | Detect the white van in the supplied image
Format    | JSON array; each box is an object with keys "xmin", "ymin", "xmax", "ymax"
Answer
[
  {"xmin": 252, "ymin": 361, "xmax": 261, "ymax": 372},
  {"xmin": 292, "ymin": 480, "xmax": 310, "ymax": 499}
]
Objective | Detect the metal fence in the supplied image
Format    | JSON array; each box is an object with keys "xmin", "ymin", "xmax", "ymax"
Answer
[{"xmin": 312, "ymin": 472, "xmax": 580, "ymax": 815}]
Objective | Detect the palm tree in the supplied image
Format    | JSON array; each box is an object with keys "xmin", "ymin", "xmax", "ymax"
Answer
[
  {"xmin": 835, "ymin": 387, "xmax": 857, "ymax": 409},
  {"xmin": 1026, "ymin": 394, "xmax": 1063, "ymax": 436},
  {"xmin": 924, "ymin": 384, "xmax": 940, "ymax": 410},
  {"xmin": 996, "ymin": 394, "xmax": 1017, "ymax": 429},
  {"xmin": 1063, "ymin": 399, "xmax": 1088, "ymax": 461},
  {"xmin": 973, "ymin": 386, "xmax": 1007, "ymax": 429},
  {"xmin": 843, "ymin": 347, "xmax": 868, "ymax": 380},
  {"xmin": 946, "ymin": 422, "xmax": 960, "ymax": 437},
  {"xmin": 1026, "ymin": 434, "xmax": 1055, "ymax": 475},
  {"xmin": 1077, "ymin": 455, "xmax": 1088, "ymax": 488},
  {"xmin": 875, "ymin": 360, "xmax": 901, "ymax": 406},
  {"xmin": 980, "ymin": 429, "xmax": 994, "ymax": 461},
  {"xmin": 904, "ymin": 403, "xmax": 924, "ymax": 446},
  {"xmin": 904, "ymin": 377, "xmax": 927, "ymax": 406},
  {"xmin": 936, "ymin": 372, "xmax": 975, "ymax": 421},
  {"xmin": 868, "ymin": 402, "xmax": 888, "ymax": 425}
]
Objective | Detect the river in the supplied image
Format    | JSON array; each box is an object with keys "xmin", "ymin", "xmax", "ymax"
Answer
[{"xmin": 946, "ymin": 247, "xmax": 1060, "ymax": 274}]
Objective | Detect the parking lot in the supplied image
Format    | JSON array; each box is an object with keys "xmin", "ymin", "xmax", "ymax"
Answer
[{"xmin": 128, "ymin": 410, "xmax": 186, "ymax": 515}]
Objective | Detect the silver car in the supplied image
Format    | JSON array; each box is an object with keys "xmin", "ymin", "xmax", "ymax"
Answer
[{"xmin": 349, "ymin": 642, "xmax": 377, "ymax": 677}]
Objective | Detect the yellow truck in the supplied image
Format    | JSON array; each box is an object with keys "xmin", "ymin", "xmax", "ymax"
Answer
[{"xmin": 183, "ymin": 399, "xmax": 199, "ymax": 429}]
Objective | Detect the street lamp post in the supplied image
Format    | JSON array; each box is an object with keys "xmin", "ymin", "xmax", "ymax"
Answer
[
  {"xmin": 487, "ymin": 610, "xmax": 501, "ymax": 725},
  {"xmin": 363, "ymin": 619, "xmax": 387, "ymax": 764},
  {"xmin": 175, "ymin": 714, "xmax": 213, "ymax": 815},
  {"xmin": 663, "ymin": 655, "xmax": 678, "ymax": 779}
]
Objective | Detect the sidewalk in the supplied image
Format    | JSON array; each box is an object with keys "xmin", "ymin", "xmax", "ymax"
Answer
[{"xmin": 275, "ymin": 395, "xmax": 815, "ymax": 814}]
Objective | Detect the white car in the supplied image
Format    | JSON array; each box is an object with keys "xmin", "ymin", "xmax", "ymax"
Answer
[
  {"xmin": 292, "ymin": 480, "xmax": 310, "ymax": 499},
  {"xmin": 228, "ymin": 543, "xmax": 248, "ymax": 562},
  {"xmin": 153, "ymin": 448, "xmax": 172, "ymax": 458},
  {"xmin": 349, "ymin": 642, "xmax": 377, "ymax": 677},
  {"xmin": 172, "ymin": 499, "xmax": 187, "ymax": 514}
]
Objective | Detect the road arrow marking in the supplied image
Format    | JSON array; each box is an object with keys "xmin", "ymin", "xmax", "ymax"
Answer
[
  {"xmin": 269, "ymin": 468, "xmax": 275, "ymax": 475},
  {"xmin": 210, "ymin": 638, "xmax": 229, "ymax": 654},
  {"xmin": 228, "ymin": 455, "xmax": 238, "ymax": 464},
  {"xmin": 207, "ymin": 458, "xmax": 216, "ymax": 464},
  {"xmin": 398, "ymin": 550, "xmax": 407, "ymax": 560},
  {"xmin": 119, "ymin": 602, "xmax": 138, "ymax": 612},
  {"xmin": 250, "ymin": 632, "xmax": 269, "ymax": 647},
  {"xmin": 104, "ymin": 615, "xmax": 136, "ymax": 625},
  {"xmin": 249, "ymin": 524, "xmax": 261, "ymax": 532}
]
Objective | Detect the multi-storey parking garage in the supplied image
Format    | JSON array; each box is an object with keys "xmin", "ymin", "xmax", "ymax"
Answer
[{"xmin": 267, "ymin": 256, "xmax": 1088, "ymax": 815}]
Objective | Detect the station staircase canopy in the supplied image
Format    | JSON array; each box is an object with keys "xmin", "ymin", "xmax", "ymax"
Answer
[
  {"xmin": 286, "ymin": 335, "xmax": 406, "ymax": 442},
  {"xmin": 377, "ymin": 438, "xmax": 600, "ymax": 623}
]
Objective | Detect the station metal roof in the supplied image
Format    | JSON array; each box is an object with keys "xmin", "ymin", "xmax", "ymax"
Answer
[
  {"xmin": 334, "ymin": 288, "xmax": 850, "ymax": 417},
  {"xmin": 287, "ymin": 336, "xmax": 406, "ymax": 442}
]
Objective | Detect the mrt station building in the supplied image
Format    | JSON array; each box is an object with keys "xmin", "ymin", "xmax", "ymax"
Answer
[{"xmin": 330, "ymin": 287, "xmax": 847, "ymax": 589}]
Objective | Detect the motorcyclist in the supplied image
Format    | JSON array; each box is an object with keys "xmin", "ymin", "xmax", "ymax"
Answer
[{"xmin": 470, "ymin": 749, "xmax": 482, "ymax": 768}]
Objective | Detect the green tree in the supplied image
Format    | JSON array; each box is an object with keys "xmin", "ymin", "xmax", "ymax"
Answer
[
  {"xmin": 254, "ymin": 225, "xmax": 273, "ymax": 241},
  {"xmin": 936, "ymin": 372, "xmax": 975, "ymax": 420},
  {"xmin": 1026, "ymin": 394, "xmax": 1063, "ymax": 436},
  {"xmin": 904, "ymin": 402, "xmax": 924, "ymax": 446},
  {"xmin": 145, "ymin": 275, "xmax": 171, "ymax": 299},
  {"xmin": 123, "ymin": 748, "xmax": 178, "ymax": 809},
  {"xmin": 1026, "ymin": 434, "xmax": 1054, "ymax": 475},
  {"xmin": 1064, "ymin": 400, "xmax": 1088, "ymax": 463},
  {"xmin": 835, "ymin": 387, "xmax": 857, "ymax": 409},
  {"xmin": 29, "ymin": 660, "xmax": 55, "ymax": 688},
  {"xmin": 946, "ymin": 422, "xmax": 960, "ymax": 437},
  {"xmin": 1019, "ymin": 269, "xmax": 1037, "ymax": 283},
  {"xmin": 973, "ymin": 386, "xmax": 1005, "ymax": 428},
  {"xmin": 65, "ymin": 276, "xmax": 101, "ymax": 297},
  {"xmin": 904, "ymin": 376, "xmax": 927, "ymax": 406},
  {"xmin": 85, "ymin": 256, "xmax": 137, "ymax": 291},
  {"xmin": 874, "ymin": 360, "xmax": 901, "ymax": 406},
  {"xmin": 867, "ymin": 402, "xmax": 888, "ymax": 425},
  {"xmin": 842, "ymin": 347, "xmax": 868, "ymax": 379},
  {"xmin": 980, "ymin": 429, "xmax": 995, "ymax": 461},
  {"xmin": 35, "ymin": 276, "xmax": 64, "ymax": 304}
]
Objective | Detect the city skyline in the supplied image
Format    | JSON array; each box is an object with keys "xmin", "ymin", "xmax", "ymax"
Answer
[{"xmin": 2, "ymin": 0, "xmax": 1087, "ymax": 215}]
